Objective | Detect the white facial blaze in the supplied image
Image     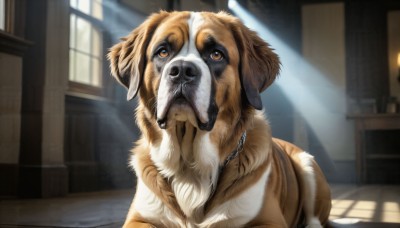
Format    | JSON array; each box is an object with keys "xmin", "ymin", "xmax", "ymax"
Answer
[{"xmin": 156, "ymin": 12, "xmax": 212, "ymax": 125}]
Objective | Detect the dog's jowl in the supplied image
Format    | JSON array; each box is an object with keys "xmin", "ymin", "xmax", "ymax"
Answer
[{"xmin": 108, "ymin": 11, "xmax": 331, "ymax": 228}]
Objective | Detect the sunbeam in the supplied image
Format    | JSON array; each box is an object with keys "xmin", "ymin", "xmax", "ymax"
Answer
[{"xmin": 228, "ymin": 0, "xmax": 355, "ymax": 177}]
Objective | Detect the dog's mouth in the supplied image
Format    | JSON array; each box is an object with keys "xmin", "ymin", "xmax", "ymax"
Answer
[{"xmin": 156, "ymin": 86, "xmax": 218, "ymax": 131}]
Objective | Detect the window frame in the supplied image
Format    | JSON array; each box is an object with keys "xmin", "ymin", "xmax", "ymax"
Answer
[{"xmin": 68, "ymin": 1, "xmax": 105, "ymax": 97}]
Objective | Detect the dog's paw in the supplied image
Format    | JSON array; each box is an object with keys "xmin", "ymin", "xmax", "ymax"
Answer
[
  {"xmin": 305, "ymin": 225, "xmax": 322, "ymax": 228},
  {"xmin": 305, "ymin": 217, "xmax": 322, "ymax": 228}
]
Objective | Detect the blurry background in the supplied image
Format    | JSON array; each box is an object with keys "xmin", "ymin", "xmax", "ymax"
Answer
[{"xmin": 0, "ymin": 0, "xmax": 399, "ymax": 215}]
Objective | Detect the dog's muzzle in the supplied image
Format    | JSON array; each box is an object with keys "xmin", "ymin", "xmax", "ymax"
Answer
[{"xmin": 156, "ymin": 60, "xmax": 218, "ymax": 131}]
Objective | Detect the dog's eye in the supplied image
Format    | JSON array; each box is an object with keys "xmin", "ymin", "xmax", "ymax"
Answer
[
  {"xmin": 158, "ymin": 48, "xmax": 169, "ymax": 58},
  {"xmin": 210, "ymin": 50, "xmax": 223, "ymax": 61}
]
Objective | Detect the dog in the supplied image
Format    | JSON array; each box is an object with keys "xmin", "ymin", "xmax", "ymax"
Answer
[{"xmin": 108, "ymin": 11, "xmax": 331, "ymax": 228}]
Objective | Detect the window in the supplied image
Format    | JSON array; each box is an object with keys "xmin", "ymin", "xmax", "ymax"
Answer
[
  {"xmin": 69, "ymin": 0, "xmax": 103, "ymax": 94},
  {"xmin": 0, "ymin": 0, "xmax": 5, "ymax": 30},
  {"xmin": 0, "ymin": 0, "xmax": 18, "ymax": 35}
]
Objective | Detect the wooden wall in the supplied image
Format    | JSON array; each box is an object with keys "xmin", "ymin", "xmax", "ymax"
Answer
[
  {"xmin": 64, "ymin": 95, "xmax": 138, "ymax": 192},
  {"xmin": 0, "ymin": 47, "xmax": 26, "ymax": 196},
  {"xmin": 345, "ymin": 0, "xmax": 389, "ymax": 101}
]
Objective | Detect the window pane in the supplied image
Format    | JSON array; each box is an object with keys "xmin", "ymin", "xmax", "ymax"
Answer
[
  {"xmin": 76, "ymin": 17, "xmax": 91, "ymax": 53},
  {"xmin": 77, "ymin": 0, "xmax": 90, "ymax": 15},
  {"xmin": 75, "ymin": 52, "xmax": 91, "ymax": 84},
  {"xmin": 92, "ymin": 0, "xmax": 103, "ymax": 20},
  {"xmin": 68, "ymin": 2, "xmax": 103, "ymax": 89},
  {"xmin": 69, "ymin": 50, "xmax": 76, "ymax": 81},
  {"xmin": 91, "ymin": 58, "xmax": 102, "ymax": 87},
  {"xmin": 70, "ymin": 0, "xmax": 77, "ymax": 9},
  {"xmin": 69, "ymin": 14, "xmax": 76, "ymax": 48},
  {"xmin": 92, "ymin": 27, "xmax": 102, "ymax": 58},
  {"xmin": 0, "ymin": 0, "xmax": 5, "ymax": 30}
]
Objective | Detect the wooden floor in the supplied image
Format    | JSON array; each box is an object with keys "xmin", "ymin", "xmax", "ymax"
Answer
[
  {"xmin": 0, "ymin": 190, "xmax": 131, "ymax": 228},
  {"xmin": 329, "ymin": 185, "xmax": 400, "ymax": 227},
  {"xmin": 0, "ymin": 185, "xmax": 398, "ymax": 227}
]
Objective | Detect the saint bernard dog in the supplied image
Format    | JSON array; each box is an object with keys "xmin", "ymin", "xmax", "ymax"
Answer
[{"xmin": 108, "ymin": 11, "xmax": 331, "ymax": 228}]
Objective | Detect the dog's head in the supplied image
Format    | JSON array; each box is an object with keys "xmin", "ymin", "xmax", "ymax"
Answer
[{"xmin": 108, "ymin": 11, "xmax": 279, "ymax": 132}]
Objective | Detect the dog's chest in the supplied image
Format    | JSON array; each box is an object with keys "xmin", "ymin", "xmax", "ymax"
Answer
[
  {"xmin": 133, "ymin": 126, "xmax": 272, "ymax": 227},
  {"xmin": 147, "ymin": 129, "xmax": 220, "ymax": 222},
  {"xmin": 171, "ymin": 169, "xmax": 213, "ymax": 220},
  {"xmin": 133, "ymin": 160, "xmax": 216, "ymax": 227}
]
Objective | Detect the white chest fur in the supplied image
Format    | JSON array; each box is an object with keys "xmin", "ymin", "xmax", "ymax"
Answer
[
  {"xmin": 131, "ymin": 119, "xmax": 272, "ymax": 227},
  {"xmin": 132, "ymin": 155, "xmax": 271, "ymax": 228},
  {"xmin": 149, "ymin": 123, "xmax": 219, "ymax": 220}
]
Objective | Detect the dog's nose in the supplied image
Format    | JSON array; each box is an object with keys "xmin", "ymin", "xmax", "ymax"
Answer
[{"xmin": 168, "ymin": 60, "xmax": 200, "ymax": 82}]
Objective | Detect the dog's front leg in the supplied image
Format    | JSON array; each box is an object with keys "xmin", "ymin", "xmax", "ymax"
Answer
[
  {"xmin": 123, "ymin": 200, "xmax": 157, "ymax": 228},
  {"xmin": 123, "ymin": 220, "xmax": 156, "ymax": 228}
]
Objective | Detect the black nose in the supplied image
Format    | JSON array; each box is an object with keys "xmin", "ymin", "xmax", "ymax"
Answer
[{"xmin": 168, "ymin": 60, "xmax": 200, "ymax": 82}]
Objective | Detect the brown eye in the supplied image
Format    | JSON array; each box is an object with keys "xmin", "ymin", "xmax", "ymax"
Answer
[
  {"xmin": 158, "ymin": 49, "xmax": 169, "ymax": 58},
  {"xmin": 210, "ymin": 50, "xmax": 223, "ymax": 61}
]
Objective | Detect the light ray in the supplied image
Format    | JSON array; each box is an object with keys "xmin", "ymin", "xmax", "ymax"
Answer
[{"xmin": 229, "ymin": 0, "xmax": 354, "ymax": 174}]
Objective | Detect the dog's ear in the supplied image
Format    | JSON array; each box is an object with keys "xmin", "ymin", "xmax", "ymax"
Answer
[
  {"xmin": 230, "ymin": 18, "xmax": 280, "ymax": 110},
  {"xmin": 108, "ymin": 11, "xmax": 170, "ymax": 100}
]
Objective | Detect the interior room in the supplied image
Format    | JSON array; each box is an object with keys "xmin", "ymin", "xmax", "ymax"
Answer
[{"xmin": 0, "ymin": 0, "xmax": 399, "ymax": 227}]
